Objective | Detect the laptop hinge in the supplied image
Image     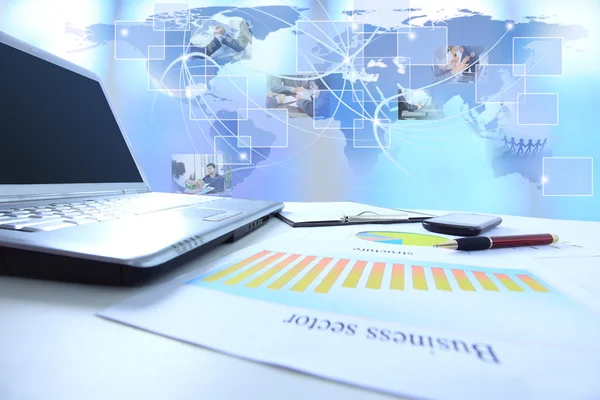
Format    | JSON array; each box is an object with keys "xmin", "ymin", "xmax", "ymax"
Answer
[{"xmin": 0, "ymin": 189, "xmax": 145, "ymax": 204}]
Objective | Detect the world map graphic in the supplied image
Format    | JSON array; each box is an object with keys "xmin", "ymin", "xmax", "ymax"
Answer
[{"xmin": 65, "ymin": 5, "xmax": 587, "ymax": 190}]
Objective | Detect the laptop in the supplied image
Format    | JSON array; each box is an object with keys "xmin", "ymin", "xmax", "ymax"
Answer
[{"xmin": 0, "ymin": 31, "xmax": 284, "ymax": 285}]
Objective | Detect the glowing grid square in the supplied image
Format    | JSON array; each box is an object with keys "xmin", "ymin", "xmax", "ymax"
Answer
[
  {"xmin": 237, "ymin": 108, "xmax": 289, "ymax": 148},
  {"xmin": 189, "ymin": 75, "xmax": 249, "ymax": 121},
  {"xmin": 296, "ymin": 21, "xmax": 364, "ymax": 73},
  {"xmin": 543, "ymin": 157, "xmax": 593, "ymax": 196},
  {"xmin": 517, "ymin": 93, "xmax": 559, "ymax": 125},
  {"xmin": 184, "ymin": 44, "xmax": 212, "ymax": 75},
  {"xmin": 185, "ymin": 74, "xmax": 209, "ymax": 117},
  {"xmin": 153, "ymin": 3, "xmax": 191, "ymax": 31},
  {"xmin": 148, "ymin": 45, "xmax": 201, "ymax": 92},
  {"xmin": 148, "ymin": 45, "xmax": 166, "ymax": 60},
  {"xmin": 362, "ymin": 31, "xmax": 400, "ymax": 59},
  {"xmin": 353, "ymin": 118, "xmax": 392, "ymax": 148},
  {"xmin": 313, "ymin": 90, "xmax": 364, "ymax": 130},
  {"xmin": 513, "ymin": 37, "xmax": 563, "ymax": 76},
  {"xmin": 115, "ymin": 21, "xmax": 166, "ymax": 60},
  {"xmin": 214, "ymin": 136, "xmax": 252, "ymax": 165},
  {"xmin": 397, "ymin": 26, "xmax": 447, "ymax": 65},
  {"xmin": 512, "ymin": 63, "xmax": 526, "ymax": 77},
  {"xmin": 475, "ymin": 64, "xmax": 526, "ymax": 104}
]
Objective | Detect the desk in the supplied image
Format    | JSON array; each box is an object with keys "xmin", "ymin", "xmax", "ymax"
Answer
[{"xmin": 1, "ymin": 211, "xmax": 599, "ymax": 400}]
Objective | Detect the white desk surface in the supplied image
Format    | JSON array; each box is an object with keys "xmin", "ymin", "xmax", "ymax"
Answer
[{"xmin": 1, "ymin": 211, "xmax": 599, "ymax": 400}]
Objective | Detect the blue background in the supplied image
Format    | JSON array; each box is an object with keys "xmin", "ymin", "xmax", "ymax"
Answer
[{"xmin": 1, "ymin": 0, "xmax": 598, "ymax": 221}]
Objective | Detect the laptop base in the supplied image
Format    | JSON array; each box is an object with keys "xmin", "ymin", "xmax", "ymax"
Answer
[{"xmin": 0, "ymin": 214, "xmax": 273, "ymax": 286}]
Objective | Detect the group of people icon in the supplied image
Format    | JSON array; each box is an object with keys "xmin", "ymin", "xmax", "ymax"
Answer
[{"xmin": 503, "ymin": 136, "xmax": 547, "ymax": 154}]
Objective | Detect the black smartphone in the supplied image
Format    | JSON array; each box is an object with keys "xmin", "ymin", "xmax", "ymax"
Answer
[{"xmin": 422, "ymin": 213, "xmax": 502, "ymax": 236}]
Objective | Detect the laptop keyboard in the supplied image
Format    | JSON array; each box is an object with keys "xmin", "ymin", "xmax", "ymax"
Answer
[{"xmin": 0, "ymin": 194, "xmax": 225, "ymax": 232}]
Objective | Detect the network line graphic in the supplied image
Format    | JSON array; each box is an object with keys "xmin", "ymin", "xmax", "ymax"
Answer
[{"xmin": 105, "ymin": 1, "xmax": 572, "ymax": 191}]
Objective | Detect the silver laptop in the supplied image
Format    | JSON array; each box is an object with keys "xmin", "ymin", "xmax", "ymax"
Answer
[{"xmin": 0, "ymin": 30, "xmax": 283, "ymax": 285}]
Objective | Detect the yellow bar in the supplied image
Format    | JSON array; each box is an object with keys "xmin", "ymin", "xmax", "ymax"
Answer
[
  {"xmin": 203, "ymin": 250, "xmax": 271, "ymax": 282},
  {"xmin": 431, "ymin": 267, "xmax": 452, "ymax": 291},
  {"xmin": 314, "ymin": 259, "xmax": 349, "ymax": 294},
  {"xmin": 291, "ymin": 257, "xmax": 333, "ymax": 292},
  {"xmin": 366, "ymin": 262, "xmax": 385, "ymax": 289},
  {"xmin": 342, "ymin": 261, "xmax": 367, "ymax": 288},
  {"xmin": 472, "ymin": 271, "xmax": 499, "ymax": 291},
  {"xmin": 245, "ymin": 254, "xmax": 301, "ymax": 288},
  {"xmin": 268, "ymin": 255, "xmax": 317, "ymax": 290},
  {"xmin": 494, "ymin": 273, "xmax": 524, "ymax": 292},
  {"xmin": 412, "ymin": 266, "xmax": 428, "ymax": 290},
  {"xmin": 390, "ymin": 264, "xmax": 404, "ymax": 290},
  {"xmin": 451, "ymin": 269, "xmax": 476, "ymax": 291},
  {"xmin": 516, "ymin": 274, "xmax": 550, "ymax": 292},
  {"xmin": 223, "ymin": 252, "xmax": 286, "ymax": 286}
]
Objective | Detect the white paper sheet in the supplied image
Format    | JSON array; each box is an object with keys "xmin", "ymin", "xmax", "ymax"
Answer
[
  {"xmin": 279, "ymin": 202, "xmax": 433, "ymax": 224},
  {"xmin": 100, "ymin": 240, "xmax": 600, "ymax": 400}
]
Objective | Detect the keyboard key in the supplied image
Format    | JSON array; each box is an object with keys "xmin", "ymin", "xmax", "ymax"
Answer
[
  {"xmin": 0, "ymin": 217, "xmax": 62, "ymax": 230},
  {"xmin": 0, "ymin": 217, "xmax": 40, "ymax": 225},
  {"xmin": 7, "ymin": 211, "xmax": 33, "ymax": 217},
  {"xmin": 21, "ymin": 221, "xmax": 82, "ymax": 232},
  {"xmin": 61, "ymin": 214, "xmax": 85, "ymax": 220},
  {"xmin": 31, "ymin": 212, "xmax": 60, "ymax": 217}
]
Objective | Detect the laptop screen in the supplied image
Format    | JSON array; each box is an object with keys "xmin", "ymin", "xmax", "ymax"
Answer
[{"xmin": 0, "ymin": 42, "xmax": 144, "ymax": 185}]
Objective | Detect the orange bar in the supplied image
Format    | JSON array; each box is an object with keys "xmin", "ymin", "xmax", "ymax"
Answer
[
  {"xmin": 431, "ymin": 268, "xmax": 452, "ymax": 291},
  {"xmin": 291, "ymin": 257, "xmax": 333, "ymax": 292},
  {"xmin": 472, "ymin": 271, "xmax": 499, "ymax": 291},
  {"xmin": 342, "ymin": 261, "xmax": 367, "ymax": 288},
  {"xmin": 314, "ymin": 259, "xmax": 349, "ymax": 294},
  {"xmin": 390, "ymin": 264, "xmax": 405, "ymax": 290},
  {"xmin": 516, "ymin": 274, "xmax": 550, "ymax": 292},
  {"xmin": 412, "ymin": 266, "xmax": 428, "ymax": 290},
  {"xmin": 494, "ymin": 273, "xmax": 524, "ymax": 292},
  {"xmin": 451, "ymin": 269, "xmax": 476, "ymax": 291},
  {"xmin": 268, "ymin": 256, "xmax": 317, "ymax": 290},
  {"xmin": 366, "ymin": 262, "xmax": 386, "ymax": 289},
  {"xmin": 224, "ymin": 252, "xmax": 286, "ymax": 286},
  {"xmin": 203, "ymin": 250, "xmax": 271, "ymax": 282},
  {"xmin": 245, "ymin": 254, "xmax": 301, "ymax": 288}
]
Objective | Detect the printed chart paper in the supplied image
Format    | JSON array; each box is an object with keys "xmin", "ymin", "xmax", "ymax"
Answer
[
  {"xmin": 288, "ymin": 222, "xmax": 599, "ymax": 259},
  {"xmin": 100, "ymin": 242, "xmax": 600, "ymax": 400}
]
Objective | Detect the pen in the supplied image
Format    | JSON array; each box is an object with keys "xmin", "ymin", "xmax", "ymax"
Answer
[{"xmin": 434, "ymin": 234, "xmax": 559, "ymax": 251}]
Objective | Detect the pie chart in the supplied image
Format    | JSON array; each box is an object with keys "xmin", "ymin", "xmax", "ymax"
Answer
[{"xmin": 355, "ymin": 231, "xmax": 448, "ymax": 246}]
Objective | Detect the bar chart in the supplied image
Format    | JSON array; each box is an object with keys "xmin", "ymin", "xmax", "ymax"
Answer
[{"xmin": 193, "ymin": 250, "xmax": 552, "ymax": 294}]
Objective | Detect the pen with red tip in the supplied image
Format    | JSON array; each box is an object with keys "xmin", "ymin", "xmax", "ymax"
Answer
[{"xmin": 434, "ymin": 234, "xmax": 559, "ymax": 251}]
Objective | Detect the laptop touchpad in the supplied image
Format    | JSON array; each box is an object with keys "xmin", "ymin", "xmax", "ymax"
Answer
[
  {"xmin": 183, "ymin": 207, "xmax": 243, "ymax": 222},
  {"xmin": 180, "ymin": 208, "xmax": 244, "ymax": 222},
  {"xmin": 185, "ymin": 208, "xmax": 227, "ymax": 219}
]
